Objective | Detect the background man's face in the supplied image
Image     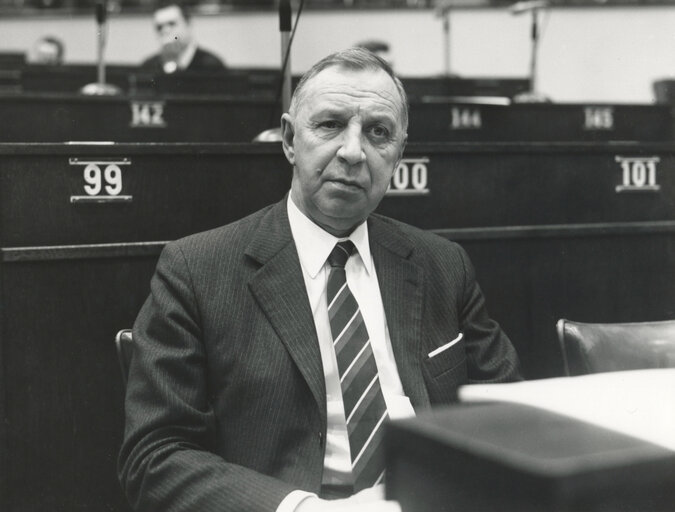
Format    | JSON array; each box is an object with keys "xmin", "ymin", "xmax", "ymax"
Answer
[
  {"xmin": 34, "ymin": 41, "xmax": 61, "ymax": 65},
  {"xmin": 154, "ymin": 5, "xmax": 191, "ymax": 59},
  {"xmin": 283, "ymin": 66, "xmax": 407, "ymax": 236}
]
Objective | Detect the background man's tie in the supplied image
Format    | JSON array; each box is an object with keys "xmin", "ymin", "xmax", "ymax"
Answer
[{"xmin": 327, "ymin": 240, "xmax": 389, "ymax": 491}]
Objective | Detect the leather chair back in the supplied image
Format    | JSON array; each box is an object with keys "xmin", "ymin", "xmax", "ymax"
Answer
[
  {"xmin": 114, "ymin": 329, "xmax": 133, "ymax": 386},
  {"xmin": 556, "ymin": 319, "xmax": 675, "ymax": 376}
]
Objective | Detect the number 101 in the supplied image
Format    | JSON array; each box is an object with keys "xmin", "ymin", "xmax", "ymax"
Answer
[{"xmin": 615, "ymin": 156, "xmax": 660, "ymax": 193}]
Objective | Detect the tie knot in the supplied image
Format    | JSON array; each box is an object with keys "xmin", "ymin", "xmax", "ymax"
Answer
[{"xmin": 328, "ymin": 241, "xmax": 355, "ymax": 269}]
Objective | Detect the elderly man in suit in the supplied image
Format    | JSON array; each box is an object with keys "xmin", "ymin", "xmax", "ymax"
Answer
[{"xmin": 119, "ymin": 47, "xmax": 521, "ymax": 512}]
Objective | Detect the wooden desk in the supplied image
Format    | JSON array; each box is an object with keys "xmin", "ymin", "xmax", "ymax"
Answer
[
  {"xmin": 400, "ymin": 76, "xmax": 530, "ymax": 101},
  {"xmin": 0, "ymin": 93, "xmax": 281, "ymax": 142},
  {"xmin": 1, "ymin": 94, "xmax": 672, "ymax": 143},
  {"xmin": 459, "ymin": 369, "xmax": 675, "ymax": 450},
  {"xmin": 13, "ymin": 65, "xmax": 525, "ymax": 97},
  {"xmin": 17, "ymin": 64, "xmax": 141, "ymax": 94},
  {"xmin": 10, "ymin": 65, "xmax": 527, "ymax": 102},
  {"xmin": 654, "ymin": 78, "xmax": 675, "ymax": 104},
  {"xmin": 409, "ymin": 101, "xmax": 674, "ymax": 142},
  {"xmin": 386, "ymin": 372, "xmax": 675, "ymax": 512},
  {"xmin": 1, "ymin": 142, "xmax": 674, "ymax": 512},
  {"xmin": 13, "ymin": 64, "xmax": 280, "ymax": 98}
]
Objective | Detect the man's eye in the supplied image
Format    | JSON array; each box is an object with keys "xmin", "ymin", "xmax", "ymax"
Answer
[
  {"xmin": 368, "ymin": 125, "xmax": 390, "ymax": 140},
  {"xmin": 318, "ymin": 120, "xmax": 341, "ymax": 129}
]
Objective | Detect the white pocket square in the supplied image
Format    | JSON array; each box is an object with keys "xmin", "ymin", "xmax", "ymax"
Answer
[{"xmin": 428, "ymin": 332, "xmax": 463, "ymax": 358}]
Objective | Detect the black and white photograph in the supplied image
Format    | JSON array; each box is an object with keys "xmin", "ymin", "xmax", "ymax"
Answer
[{"xmin": 0, "ymin": 1, "xmax": 674, "ymax": 511}]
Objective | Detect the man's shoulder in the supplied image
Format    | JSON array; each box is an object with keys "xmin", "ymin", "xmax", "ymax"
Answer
[
  {"xmin": 370, "ymin": 214, "xmax": 472, "ymax": 285},
  {"xmin": 370, "ymin": 213, "xmax": 464, "ymax": 256},
  {"xmin": 140, "ymin": 53, "xmax": 162, "ymax": 69},
  {"xmin": 193, "ymin": 47, "xmax": 226, "ymax": 69}
]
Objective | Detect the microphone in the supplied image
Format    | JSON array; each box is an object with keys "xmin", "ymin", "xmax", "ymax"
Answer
[
  {"xmin": 279, "ymin": 0, "xmax": 292, "ymax": 115},
  {"xmin": 510, "ymin": 0, "xmax": 549, "ymax": 15},
  {"xmin": 254, "ymin": 0, "xmax": 305, "ymax": 141},
  {"xmin": 95, "ymin": 0, "xmax": 106, "ymax": 25},
  {"xmin": 80, "ymin": 0, "xmax": 121, "ymax": 95},
  {"xmin": 280, "ymin": 0, "xmax": 291, "ymax": 32},
  {"xmin": 510, "ymin": 0, "xmax": 550, "ymax": 102}
]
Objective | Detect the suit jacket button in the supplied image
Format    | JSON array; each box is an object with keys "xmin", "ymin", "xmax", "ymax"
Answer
[{"xmin": 318, "ymin": 431, "xmax": 323, "ymax": 445}]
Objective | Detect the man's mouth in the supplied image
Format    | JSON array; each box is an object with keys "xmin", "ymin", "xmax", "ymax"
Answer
[{"xmin": 327, "ymin": 179, "xmax": 363, "ymax": 190}]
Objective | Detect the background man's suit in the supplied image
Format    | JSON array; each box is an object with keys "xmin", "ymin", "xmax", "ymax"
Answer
[
  {"xmin": 140, "ymin": 47, "xmax": 225, "ymax": 72},
  {"xmin": 119, "ymin": 197, "xmax": 520, "ymax": 512}
]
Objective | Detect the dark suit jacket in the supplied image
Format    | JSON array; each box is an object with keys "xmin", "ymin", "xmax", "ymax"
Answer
[
  {"xmin": 118, "ymin": 198, "xmax": 521, "ymax": 512},
  {"xmin": 140, "ymin": 46, "xmax": 226, "ymax": 73}
]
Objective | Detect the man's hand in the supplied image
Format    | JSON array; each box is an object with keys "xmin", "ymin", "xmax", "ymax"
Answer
[{"xmin": 296, "ymin": 485, "xmax": 401, "ymax": 512}]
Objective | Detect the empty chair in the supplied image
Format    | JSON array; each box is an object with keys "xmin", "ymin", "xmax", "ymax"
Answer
[
  {"xmin": 556, "ymin": 319, "xmax": 675, "ymax": 376},
  {"xmin": 114, "ymin": 329, "xmax": 133, "ymax": 386}
]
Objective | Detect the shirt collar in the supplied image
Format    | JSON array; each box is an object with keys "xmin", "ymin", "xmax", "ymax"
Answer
[
  {"xmin": 177, "ymin": 41, "xmax": 198, "ymax": 70},
  {"xmin": 287, "ymin": 194, "xmax": 373, "ymax": 279}
]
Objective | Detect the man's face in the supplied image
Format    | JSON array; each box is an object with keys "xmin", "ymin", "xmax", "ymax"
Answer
[
  {"xmin": 153, "ymin": 5, "xmax": 191, "ymax": 58},
  {"xmin": 34, "ymin": 41, "xmax": 61, "ymax": 65},
  {"xmin": 282, "ymin": 66, "xmax": 407, "ymax": 236}
]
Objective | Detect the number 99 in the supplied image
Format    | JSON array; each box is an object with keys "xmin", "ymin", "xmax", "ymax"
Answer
[{"xmin": 82, "ymin": 163, "xmax": 123, "ymax": 196}]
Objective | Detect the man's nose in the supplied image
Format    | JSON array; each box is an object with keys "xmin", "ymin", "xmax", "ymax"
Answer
[{"xmin": 336, "ymin": 124, "xmax": 365, "ymax": 166}]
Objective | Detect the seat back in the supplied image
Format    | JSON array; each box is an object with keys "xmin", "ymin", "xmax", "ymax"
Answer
[
  {"xmin": 556, "ymin": 319, "xmax": 675, "ymax": 376},
  {"xmin": 114, "ymin": 329, "xmax": 133, "ymax": 386}
]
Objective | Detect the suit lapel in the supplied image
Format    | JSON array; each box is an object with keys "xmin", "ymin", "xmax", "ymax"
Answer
[
  {"xmin": 246, "ymin": 200, "xmax": 327, "ymax": 423},
  {"xmin": 369, "ymin": 217, "xmax": 431, "ymax": 409},
  {"xmin": 245, "ymin": 204, "xmax": 431, "ymax": 420}
]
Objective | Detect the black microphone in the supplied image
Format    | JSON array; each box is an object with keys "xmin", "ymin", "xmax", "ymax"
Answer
[
  {"xmin": 95, "ymin": 0, "xmax": 106, "ymax": 25},
  {"xmin": 280, "ymin": 0, "xmax": 291, "ymax": 32},
  {"xmin": 510, "ymin": 0, "xmax": 549, "ymax": 15},
  {"xmin": 279, "ymin": 0, "xmax": 292, "ymax": 114}
]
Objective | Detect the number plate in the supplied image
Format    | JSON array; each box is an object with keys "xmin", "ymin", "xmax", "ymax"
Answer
[
  {"xmin": 69, "ymin": 157, "xmax": 133, "ymax": 203},
  {"xmin": 615, "ymin": 156, "xmax": 661, "ymax": 193},
  {"xmin": 387, "ymin": 157, "xmax": 430, "ymax": 196}
]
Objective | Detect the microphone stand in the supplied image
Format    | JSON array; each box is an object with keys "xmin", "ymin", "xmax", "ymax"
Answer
[
  {"xmin": 528, "ymin": 7, "xmax": 540, "ymax": 96},
  {"xmin": 435, "ymin": 1, "xmax": 452, "ymax": 77},
  {"xmin": 252, "ymin": 0, "xmax": 292, "ymax": 141},
  {"xmin": 279, "ymin": 0, "xmax": 292, "ymax": 115},
  {"xmin": 511, "ymin": 0, "xmax": 550, "ymax": 102},
  {"xmin": 81, "ymin": 0, "xmax": 121, "ymax": 95}
]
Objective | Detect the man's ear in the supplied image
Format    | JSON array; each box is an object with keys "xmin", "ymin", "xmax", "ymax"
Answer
[{"xmin": 281, "ymin": 113, "xmax": 296, "ymax": 165}]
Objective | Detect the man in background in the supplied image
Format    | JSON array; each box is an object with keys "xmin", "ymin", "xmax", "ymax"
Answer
[
  {"xmin": 30, "ymin": 35, "xmax": 65, "ymax": 65},
  {"xmin": 141, "ymin": 0, "xmax": 225, "ymax": 74}
]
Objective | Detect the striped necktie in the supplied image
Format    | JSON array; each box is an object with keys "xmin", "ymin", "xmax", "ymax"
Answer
[{"xmin": 326, "ymin": 240, "xmax": 389, "ymax": 491}]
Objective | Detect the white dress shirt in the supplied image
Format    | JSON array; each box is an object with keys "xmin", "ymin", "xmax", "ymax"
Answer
[
  {"xmin": 162, "ymin": 40, "xmax": 197, "ymax": 73},
  {"xmin": 277, "ymin": 196, "xmax": 415, "ymax": 511}
]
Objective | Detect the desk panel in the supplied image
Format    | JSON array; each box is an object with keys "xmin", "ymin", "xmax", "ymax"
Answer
[
  {"xmin": 386, "ymin": 401, "xmax": 675, "ymax": 512},
  {"xmin": 401, "ymin": 76, "xmax": 530, "ymax": 100},
  {"xmin": 0, "ymin": 94, "xmax": 281, "ymax": 143},
  {"xmin": 2, "ymin": 95, "xmax": 672, "ymax": 143},
  {"xmin": 14, "ymin": 65, "xmax": 280, "ymax": 98},
  {"xmin": 1, "ymin": 142, "xmax": 674, "ymax": 512},
  {"xmin": 12, "ymin": 65, "xmax": 525, "ymax": 100},
  {"xmin": 409, "ymin": 102, "xmax": 674, "ymax": 142}
]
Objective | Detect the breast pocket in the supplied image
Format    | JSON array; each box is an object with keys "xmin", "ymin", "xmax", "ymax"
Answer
[{"xmin": 423, "ymin": 335, "xmax": 468, "ymax": 404}]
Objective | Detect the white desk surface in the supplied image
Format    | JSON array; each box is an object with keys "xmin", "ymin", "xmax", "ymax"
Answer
[{"xmin": 459, "ymin": 368, "xmax": 675, "ymax": 451}]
